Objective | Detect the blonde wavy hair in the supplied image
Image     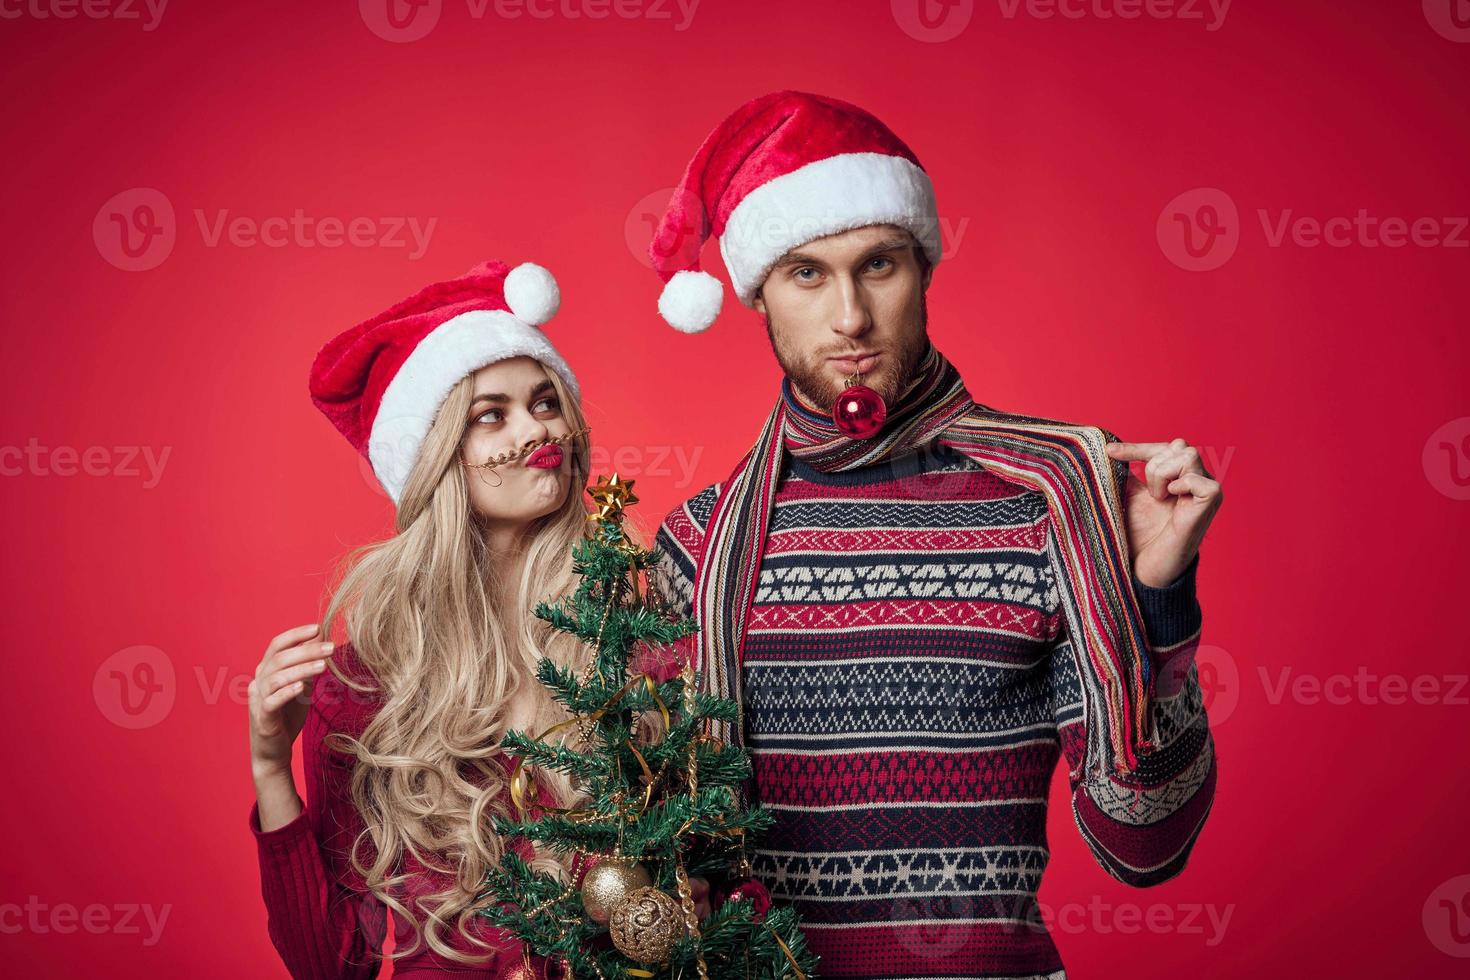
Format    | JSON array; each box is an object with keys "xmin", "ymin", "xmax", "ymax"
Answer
[{"xmin": 317, "ymin": 365, "xmax": 612, "ymax": 965}]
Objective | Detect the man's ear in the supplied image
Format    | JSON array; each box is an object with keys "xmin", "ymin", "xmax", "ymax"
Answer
[{"xmin": 752, "ymin": 288, "xmax": 767, "ymax": 316}]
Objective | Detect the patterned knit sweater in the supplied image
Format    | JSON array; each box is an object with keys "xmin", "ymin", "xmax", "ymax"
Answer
[{"xmin": 652, "ymin": 439, "xmax": 1217, "ymax": 979}]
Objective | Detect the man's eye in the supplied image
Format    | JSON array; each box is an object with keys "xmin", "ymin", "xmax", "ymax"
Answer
[
  {"xmin": 794, "ymin": 267, "xmax": 819, "ymax": 282},
  {"xmin": 868, "ymin": 256, "xmax": 893, "ymax": 271}
]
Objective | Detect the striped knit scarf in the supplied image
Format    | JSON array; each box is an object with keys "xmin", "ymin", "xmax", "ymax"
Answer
[{"xmin": 691, "ymin": 342, "xmax": 1159, "ymax": 781}]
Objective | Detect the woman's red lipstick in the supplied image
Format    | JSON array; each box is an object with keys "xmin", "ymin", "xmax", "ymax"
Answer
[{"xmin": 525, "ymin": 444, "xmax": 563, "ymax": 469}]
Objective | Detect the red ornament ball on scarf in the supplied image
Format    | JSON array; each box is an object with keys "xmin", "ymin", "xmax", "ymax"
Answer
[{"xmin": 832, "ymin": 384, "xmax": 888, "ymax": 439}]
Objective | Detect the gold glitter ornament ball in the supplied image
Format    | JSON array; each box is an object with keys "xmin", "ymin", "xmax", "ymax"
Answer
[
  {"xmin": 607, "ymin": 886, "xmax": 682, "ymax": 964},
  {"xmin": 580, "ymin": 857, "xmax": 652, "ymax": 926}
]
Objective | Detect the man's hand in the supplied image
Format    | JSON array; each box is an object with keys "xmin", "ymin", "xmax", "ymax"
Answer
[{"xmin": 1104, "ymin": 438, "xmax": 1223, "ymax": 588}]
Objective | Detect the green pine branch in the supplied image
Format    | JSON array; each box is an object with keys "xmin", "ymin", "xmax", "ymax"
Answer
[{"xmin": 476, "ymin": 490, "xmax": 819, "ymax": 979}]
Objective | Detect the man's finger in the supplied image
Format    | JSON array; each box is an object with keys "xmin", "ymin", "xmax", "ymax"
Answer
[
  {"xmin": 1145, "ymin": 446, "xmax": 1201, "ymax": 500},
  {"xmin": 1105, "ymin": 440, "xmax": 1175, "ymax": 461},
  {"xmin": 1167, "ymin": 471, "xmax": 1221, "ymax": 500}
]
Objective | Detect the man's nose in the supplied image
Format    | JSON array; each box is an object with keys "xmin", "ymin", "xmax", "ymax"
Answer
[{"xmin": 832, "ymin": 276, "xmax": 873, "ymax": 338}]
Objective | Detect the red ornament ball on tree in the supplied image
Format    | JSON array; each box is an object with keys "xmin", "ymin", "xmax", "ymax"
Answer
[
  {"xmin": 717, "ymin": 878, "xmax": 772, "ymax": 923},
  {"xmin": 629, "ymin": 639, "xmax": 693, "ymax": 684}
]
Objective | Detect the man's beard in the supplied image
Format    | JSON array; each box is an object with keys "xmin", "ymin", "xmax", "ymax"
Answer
[{"xmin": 765, "ymin": 294, "xmax": 930, "ymax": 415}]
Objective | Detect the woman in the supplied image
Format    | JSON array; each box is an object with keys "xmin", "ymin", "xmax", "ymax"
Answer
[{"xmin": 247, "ymin": 259, "xmax": 603, "ymax": 978}]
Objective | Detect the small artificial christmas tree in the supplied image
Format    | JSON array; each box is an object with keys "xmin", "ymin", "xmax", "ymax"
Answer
[{"xmin": 478, "ymin": 473, "xmax": 817, "ymax": 980}]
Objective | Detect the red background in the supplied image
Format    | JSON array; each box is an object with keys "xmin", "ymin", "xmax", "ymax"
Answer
[{"xmin": 2, "ymin": 0, "xmax": 1467, "ymax": 976}]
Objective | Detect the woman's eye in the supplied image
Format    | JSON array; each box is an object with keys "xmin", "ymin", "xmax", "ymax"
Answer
[{"xmin": 474, "ymin": 397, "xmax": 558, "ymax": 426}]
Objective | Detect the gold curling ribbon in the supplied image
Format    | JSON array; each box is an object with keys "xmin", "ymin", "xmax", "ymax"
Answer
[
  {"xmin": 625, "ymin": 739, "xmax": 654, "ymax": 788},
  {"xmin": 765, "ymin": 924, "xmax": 807, "ymax": 979},
  {"xmin": 643, "ymin": 673, "xmax": 671, "ymax": 732},
  {"xmin": 508, "ymin": 671, "xmax": 678, "ymax": 819}
]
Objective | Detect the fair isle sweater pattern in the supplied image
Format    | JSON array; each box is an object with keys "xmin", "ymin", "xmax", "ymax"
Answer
[{"xmin": 650, "ymin": 442, "xmax": 1216, "ymax": 979}]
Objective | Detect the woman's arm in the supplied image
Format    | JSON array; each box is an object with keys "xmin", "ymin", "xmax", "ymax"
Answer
[
  {"xmin": 249, "ymin": 790, "xmax": 387, "ymax": 979},
  {"xmin": 249, "ymin": 629, "xmax": 388, "ymax": 978}
]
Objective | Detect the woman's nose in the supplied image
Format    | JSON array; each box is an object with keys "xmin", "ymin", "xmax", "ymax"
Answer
[{"xmin": 519, "ymin": 416, "xmax": 550, "ymax": 450}]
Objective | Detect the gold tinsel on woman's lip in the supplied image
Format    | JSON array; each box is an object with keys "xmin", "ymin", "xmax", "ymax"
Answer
[{"xmin": 459, "ymin": 424, "xmax": 592, "ymax": 475}]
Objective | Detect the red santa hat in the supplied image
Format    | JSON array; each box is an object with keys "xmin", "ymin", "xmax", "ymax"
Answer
[
  {"xmin": 308, "ymin": 259, "xmax": 576, "ymax": 504},
  {"xmin": 648, "ymin": 91, "xmax": 942, "ymax": 334}
]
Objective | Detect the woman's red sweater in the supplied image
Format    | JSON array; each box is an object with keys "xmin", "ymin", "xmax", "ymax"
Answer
[{"xmin": 248, "ymin": 643, "xmax": 576, "ymax": 978}]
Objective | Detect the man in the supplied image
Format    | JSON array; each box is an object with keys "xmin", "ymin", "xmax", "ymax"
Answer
[{"xmin": 646, "ymin": 91, "xmax": 1222, "ymax": 978}]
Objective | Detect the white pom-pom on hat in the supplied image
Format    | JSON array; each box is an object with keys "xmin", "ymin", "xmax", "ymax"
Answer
[
  {"xmin": 504, "ymin": 262, "xmax": 560, "ymax": 326},
  {"xmin": 658, "ymin": 270, "xmax": 724, "ymax": 334}
]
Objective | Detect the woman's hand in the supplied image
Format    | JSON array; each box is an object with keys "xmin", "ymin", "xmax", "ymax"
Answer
[
  {"xmin": 691, "ymin": 876, "xmax": 711, "ymax": 918},
  {"xmin": 248, "ymin": 623, "xmax": 334, "ymax": 780}
]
